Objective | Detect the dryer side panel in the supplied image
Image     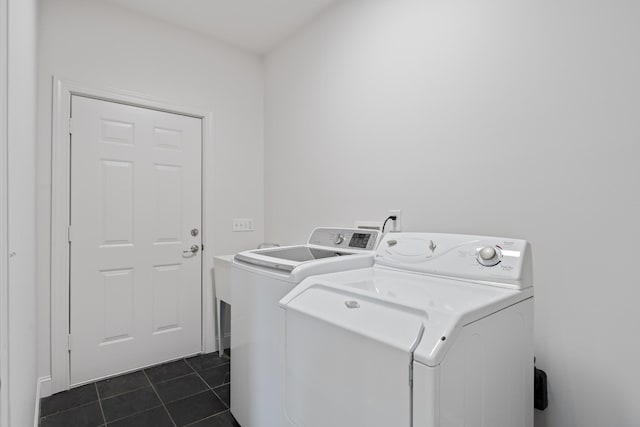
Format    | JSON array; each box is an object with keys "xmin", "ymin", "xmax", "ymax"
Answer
[
  {"xmin": 439, "ymin": 299, "xmax": 534, "ymax": 427},
  {"xmin": 413, "ymin": 362, "xmax": 439, "ymax": 427},
  {"xmin": 230, "ymin": 265, "xmax": 295, "ymax": 427}
]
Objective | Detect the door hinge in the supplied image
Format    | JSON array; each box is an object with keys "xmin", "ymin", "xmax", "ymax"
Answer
[
  {"xmin": 68, "ymin": 225, "xmax": 72, "ymax": 243},
  {"xmin": 409, "ymin": 363, "xmax": 413, "ymax": 386},
  {"xmin": 68, "ymin": 117, "xmax": 73, "ymax": 135},
  {"xmin": 67, "ymin": 334, "xmax": 72, "ymax": 352}
]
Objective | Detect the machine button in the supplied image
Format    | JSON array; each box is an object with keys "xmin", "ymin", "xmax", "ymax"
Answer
[
  {"xmin": 479, "ymin": 247, "xmax": 496, "ymax": 260},
  {"xmin": 335, "ymin": 233, "xmax": 345, "ymax": 245},
  {"xmin": 477, "ymin": 246, "xmax": 501, "ymax": 266}
]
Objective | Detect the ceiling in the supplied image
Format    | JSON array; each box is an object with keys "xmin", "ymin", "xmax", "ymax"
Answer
[{"xmin": 100, "ymin": 0, "xmax": 341, "ymax": 54}]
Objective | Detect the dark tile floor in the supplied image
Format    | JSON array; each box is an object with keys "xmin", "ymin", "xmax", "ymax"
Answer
[{"xmin": 39, "ymin": 350, "xmax": 238, "ymax": 427}]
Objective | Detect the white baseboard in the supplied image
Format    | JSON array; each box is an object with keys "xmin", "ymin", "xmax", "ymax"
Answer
[
  {"xmin": 33, "ymin": 379, "xmax": 41, "ymax": 427},
  {"xmin": 38, "ymin": 376, "xmax": 52, "ymax": 398},
  {"xmin": 34, "ymin": 376, "xmax": 52, "ymax": 426}
]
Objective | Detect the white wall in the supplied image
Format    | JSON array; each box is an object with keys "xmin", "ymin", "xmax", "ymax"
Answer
[
  {"xmin": 37, "ymin": 0, "xmax": 264, "ymax": 385},
  {"xmin": 3, "ymin": 0, "xmax": 39, "ymax": 425},
  {"xmin": 265, "ymin": 1, "xmax": 640, "ymax": 426}
]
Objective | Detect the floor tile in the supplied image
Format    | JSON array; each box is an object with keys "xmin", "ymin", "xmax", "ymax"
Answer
[
  {"xmin": 186, "ymin": 352, "xmax": 229, "ymax": 372},
  {"xmin": 186, "ymin": 410, "xmax": 240, "ymax": 427},
  {"xmin": 101, "ymin": 386, "xmax": 161, "ymax": 422},
  {"xmin": 155, "ymin": 373, "xmax": 208, "ymax": 404},
  {"xmin": 40, "ymin": 383, "xmax": 98, "ymax": 417},
  {"xmin": 97, "ymin": 370, "xmax": 150, "ymax": 399},
  {"xmin": 198, "ymin": 363, "xmax": 230, "ymax": 388},
  {"xmin": 40, "ymin": 401, "xmax": 104, "ymax": 427},
  {"xmin": 107, "ymin": 406, "xmax": 173, "ymax": 427},
  {"xmin": 165, "ymin": 390, "xmax": 227, "ymax": 426},
  {"xmin": 145, "ymin": 359, "xmax": 193, "ymax": 384},
  {"xmin": 212, "ymin": 384, "xmax": 230, "ymax": 408}
]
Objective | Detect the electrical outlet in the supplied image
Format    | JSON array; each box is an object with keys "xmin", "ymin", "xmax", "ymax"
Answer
[
  {"xmin": 388, "ymin": 209, "xmax": 402, "ymax": 232},
  {"xmin": 232, "ymin": 218, "xmax": 254, "ymax": 232}
]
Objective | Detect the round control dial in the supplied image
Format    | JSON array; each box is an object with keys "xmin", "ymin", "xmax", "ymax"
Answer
[
  {"xmin": 477, "ymin": 246, "xmax": 501, "ymax": 266},
  {"xmin": 334, "ymin": 233, "xmax": 345, "ymax": 245}
]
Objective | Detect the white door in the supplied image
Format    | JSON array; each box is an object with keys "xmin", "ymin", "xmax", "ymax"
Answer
[{"xmin": 69, "ymin": 95, "xmax": 202, "ymax": 385}]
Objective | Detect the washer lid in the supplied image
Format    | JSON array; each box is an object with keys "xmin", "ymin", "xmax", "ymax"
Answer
[
  {"xmin": 234, "ymin": 245, "xmax": 355, "ymax": 273},
  {"xmin": 233, "ymin": 227, "xmax": 380, "ymax": 274},
  {"xmin": 239, "ymin": 246, "xmax": 351, "ymax": 264}
]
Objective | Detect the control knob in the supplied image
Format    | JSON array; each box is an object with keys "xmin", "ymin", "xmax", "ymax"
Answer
[
  {"xmin": 335, "ymin": 233, "xmax": 345, "ymax": 245},
  {"xmin": 477, "ymin": 246, "xmax": 501, "ymax": 266}
]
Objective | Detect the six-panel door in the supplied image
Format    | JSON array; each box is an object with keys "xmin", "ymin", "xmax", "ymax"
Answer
[{"xmin": 69, "ymin": 95, "xmax": 202, "ymax": 385}]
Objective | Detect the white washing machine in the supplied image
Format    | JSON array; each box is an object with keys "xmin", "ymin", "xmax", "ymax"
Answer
[
  {"xmin": 230, "ymin": 227, "xmax": 380, "ymax": 427},
  {"xmin": 279, "ymin": 232, "xmax": 534, "ymax": 427}
]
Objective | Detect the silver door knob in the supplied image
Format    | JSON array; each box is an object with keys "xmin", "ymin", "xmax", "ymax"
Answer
[{"xmin": 183, "ymin": 244, "xmax": 199, "ymax": 254}]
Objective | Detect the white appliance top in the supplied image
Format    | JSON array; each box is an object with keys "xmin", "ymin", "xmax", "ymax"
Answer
[
  {"xmin": 279, "ymin": 232, "xmax": 534, "ymax": 365},
  {"xmin": 233, "ymin": 228, "xmax": 380, "ymax": 282}
]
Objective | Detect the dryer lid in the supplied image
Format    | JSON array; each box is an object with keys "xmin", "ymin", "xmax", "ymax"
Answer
[
  {"xmin": 283, "ymin": 285, "xmax": 422, "ymax": 427},
  {"xmin": 284, "ymin": 285, "xmax": 426, "ymax": 352}
]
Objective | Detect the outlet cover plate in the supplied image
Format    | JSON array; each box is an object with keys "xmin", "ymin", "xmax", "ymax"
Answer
[
  {"xmin": 388, "ymin": 209, "xmax": 402, "ymax": 232},
  {"xmin": 232, "ymin": 218, "xmax": 254, "ymax": 232}
]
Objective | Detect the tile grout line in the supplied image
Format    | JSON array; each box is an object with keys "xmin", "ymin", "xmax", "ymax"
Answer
[
  {"xmin": 184, "ymin": 358, "xmax": 219, "ymax": 392},
  {"xmin": 99, "ymin": 363, "xmax": 195, "ymax": 402},
  {"xmin": 149, "ymin": 371, "xmax": 196, "ymax": 387},
  {"xmin": 184, "ymin": 357, "xmax": 231, "ymax": 413},
  {"xmin": 98, "ymin": 383, "xmax": 150, "ymax": 401},
  {"xmin": 159, "ymin": 387, "xmax": 214, "ymax": 407},
  {"xmin": 39, "ymin": 399, "xmax": 101, "ymax": 422},
  {"xmin": 98, "ymin": 383, "xmax": 166, "ymax": 426},
  {"xmin": 43, "ymin": 356, "xmax": 230, "ymax": 426},
  {"xmin": 182, "ymin": 410, "xmax": 233, "ymax": 427},
  {"xmin": 98, "ymin": 359, "xmax": 216, "ymax": 424},
  {"xmin": 100, "ymin": 402, "xmax": 165, "ymax": 425},
  {"xmin": 211, "ymin": 388, "xmax": 229, "ymax": 410},
  {"xmin": 184, "ymin": 356, "xmax": 230, "ymax": 374},
  {"xmin": 187, "ymin": 359, "xmax": 231, "ymax": 390},
  {"xmin": 94, "ymin": 383, "xmax": 108, "ymax": 426},
  {"xmin": 143, "ymin": 368, "xmax": 178, "ymax": 427}
]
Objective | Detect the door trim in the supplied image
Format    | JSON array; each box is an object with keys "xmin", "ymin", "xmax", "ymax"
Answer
[
  {"xmin": 0, "ymin": 0, "xmax": 10, "ymax": 423},
  {"xmin": 50, "ymin": 77, "xmax": 215, "ymax": 394}
]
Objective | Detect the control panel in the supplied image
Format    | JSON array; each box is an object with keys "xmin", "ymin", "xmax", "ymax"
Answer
[
  {"xmin": 308, "ymin": 228, "xmax": 380, "ymax": 251},
  {"xmin": 375, "ymin": 232, "xmax": 533, "ymax": 289},
  {"xmin": 477, "ymin": 246, "xmax": 501, "ymax": 266}
]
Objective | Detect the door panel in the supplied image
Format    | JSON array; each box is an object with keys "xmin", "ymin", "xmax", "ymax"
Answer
[{"xmin": 70, "ymin": 96, "xmax": 202, "ymax": 385}]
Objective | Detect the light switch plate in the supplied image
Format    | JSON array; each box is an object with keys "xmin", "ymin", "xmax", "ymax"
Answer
[{"xmin": 232, "ymin": 218, "xmax": 254, "ymax": 232}]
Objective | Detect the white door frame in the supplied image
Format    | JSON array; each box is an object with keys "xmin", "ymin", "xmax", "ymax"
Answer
[
  {"xmin": 50, "ymin": 77, "xmax": 215, "ymax": 394},
  {"xmin": 0, "ymin": 0, "xmax": 10, "ymax": 423}
]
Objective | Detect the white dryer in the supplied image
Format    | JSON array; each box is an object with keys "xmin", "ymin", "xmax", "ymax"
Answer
[
  {"xmin": 231, "ymin": 227, "xmax": 380, "ymax": 427},
  {"xmin": 279, "ymin": 232, "xmax": 534, "ymax": 427}
]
